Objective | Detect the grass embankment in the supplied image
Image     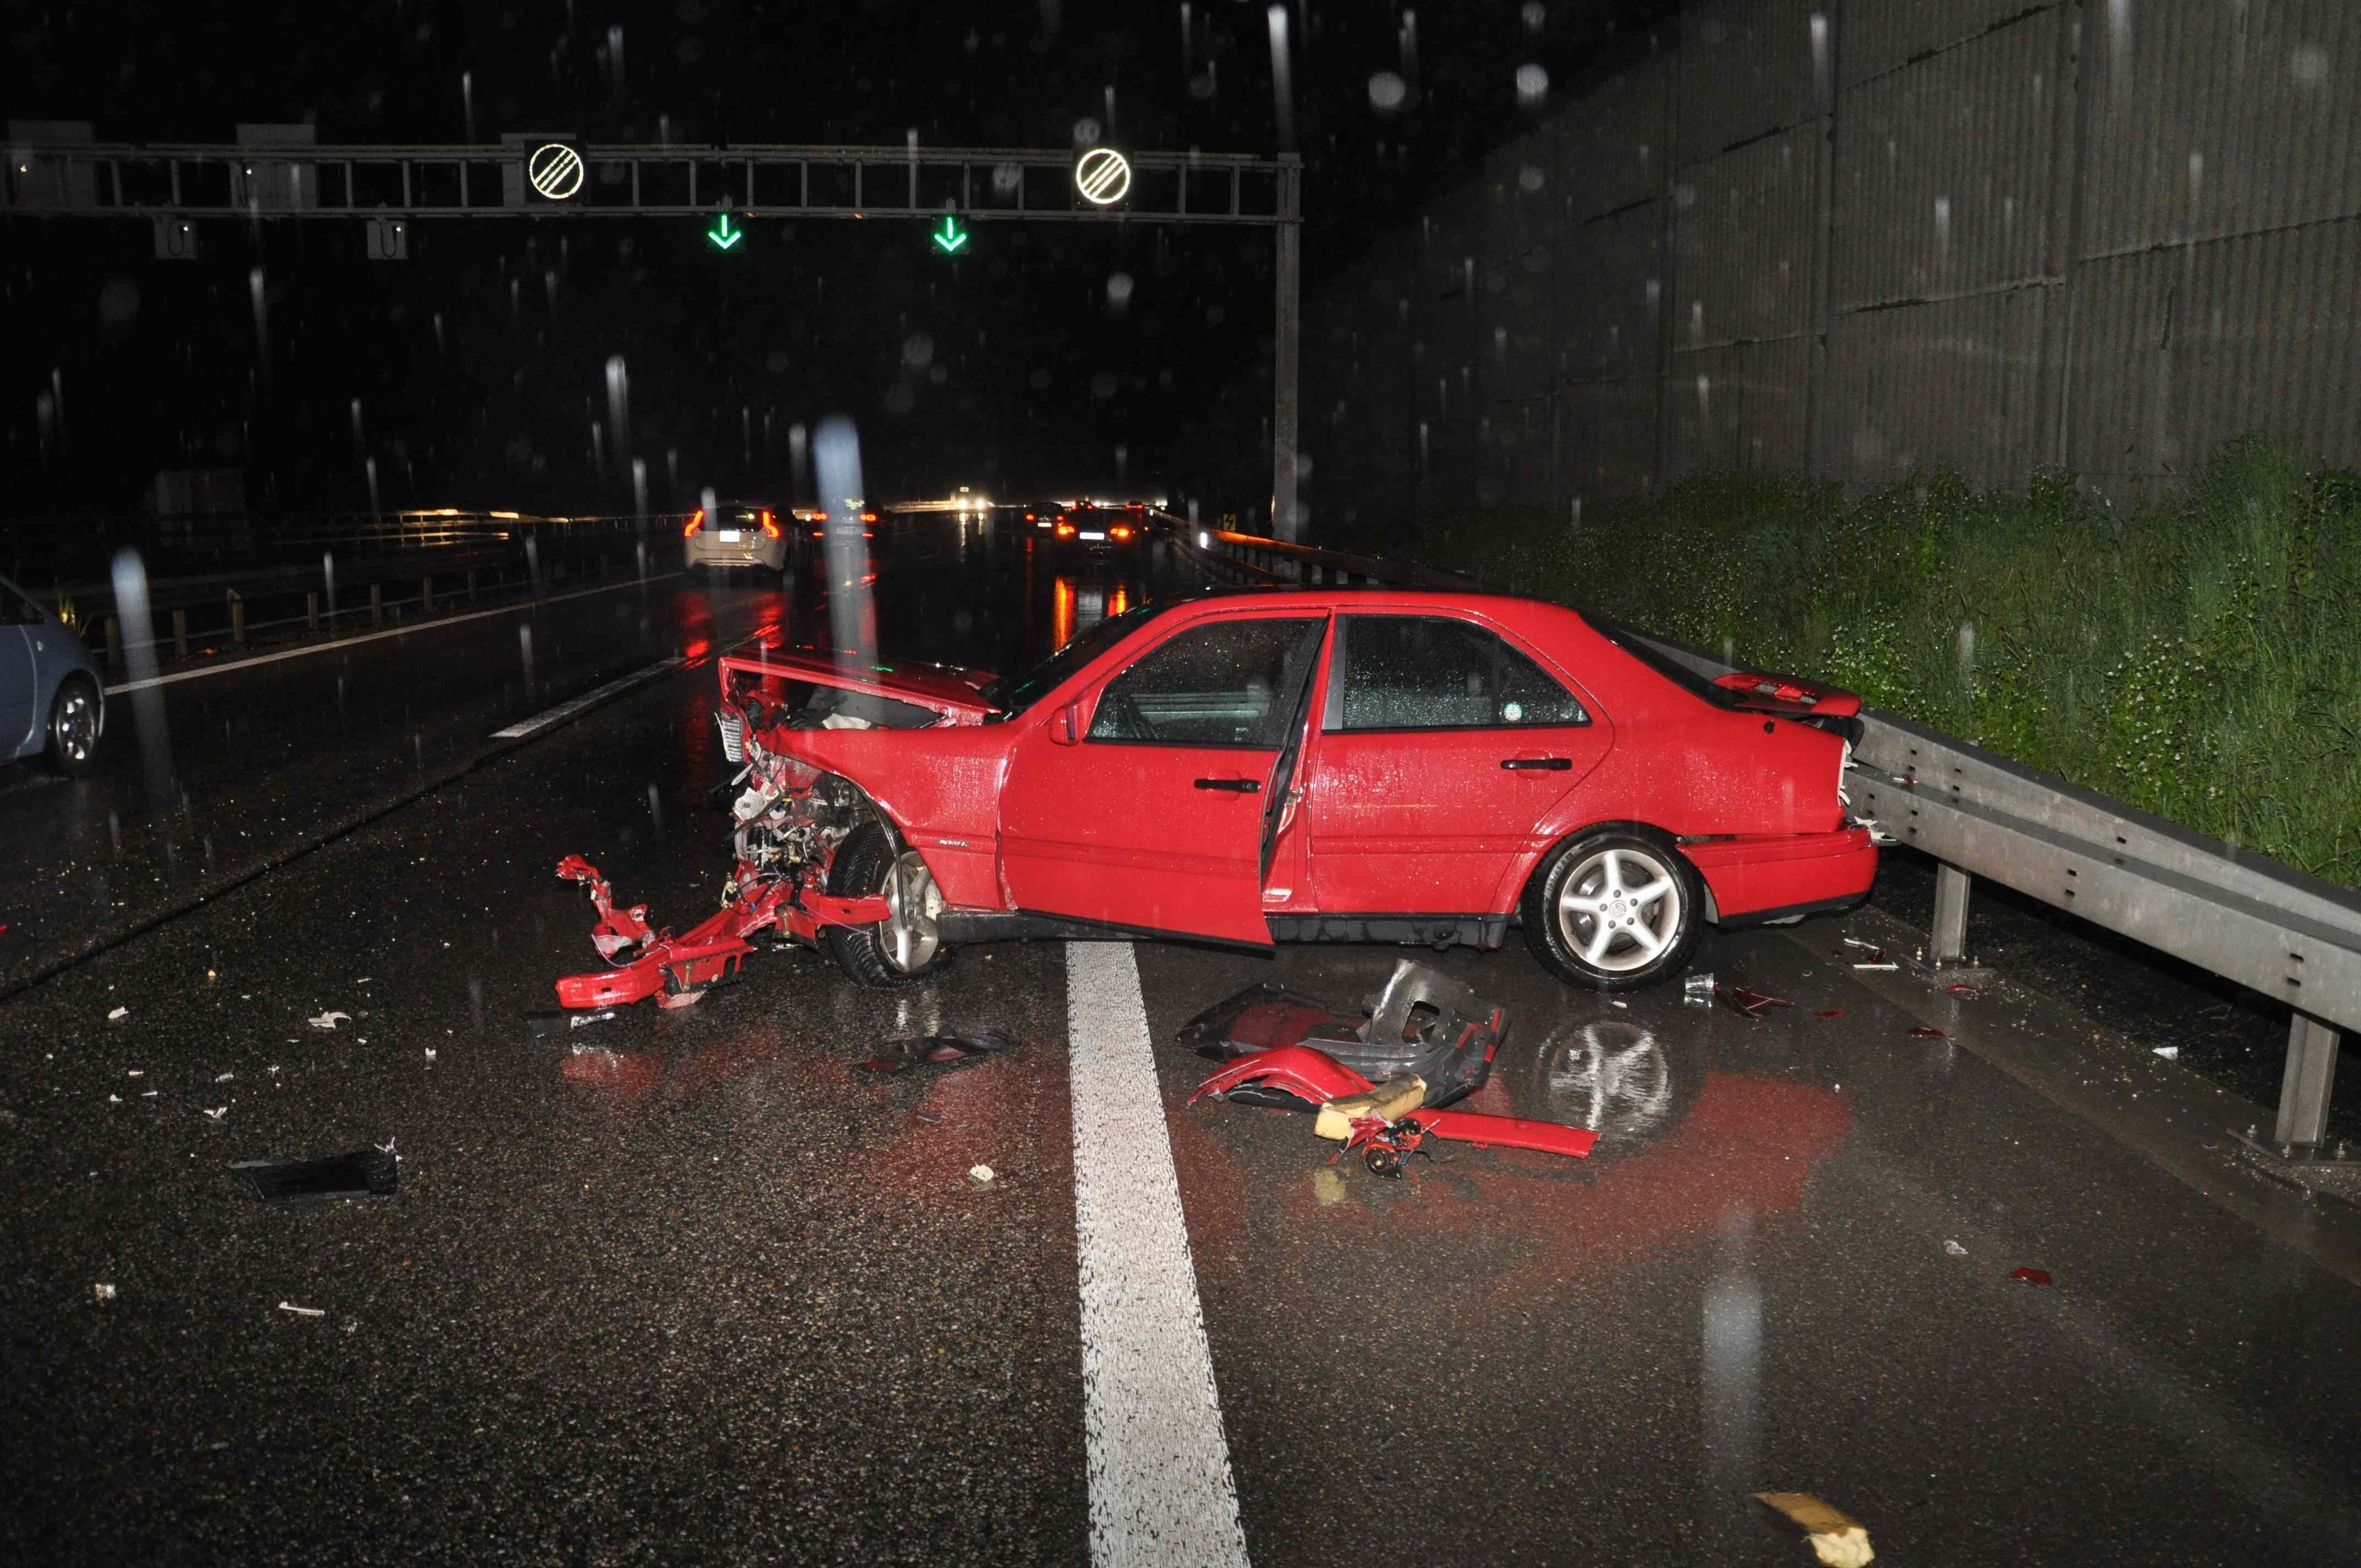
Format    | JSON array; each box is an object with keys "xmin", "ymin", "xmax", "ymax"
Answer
[{"xmin": 1349, "ymin": 441, "xmax": 2361, "ymax": 888}]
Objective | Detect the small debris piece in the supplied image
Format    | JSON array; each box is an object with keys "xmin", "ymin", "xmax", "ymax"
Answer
[
  {"xmin": 2152, "ymin": 1045, "xmax": 2179, "ymax": 1060},
  {"xmin": 214, "ymin": 1072, "xmax": 234, "ymax": 1082},
  {"xmin": 1715, "ymin": 984, "xmax": 1792, "ymax": 1020},
  {"xmin": 1944, "ymin": 1240, "xmax": 1968, "ymax": 1257},
  {"xmin": 232, "ymin": 1147, "xmax": 398, "ymax": 1203},
  {"xmin": 126, "ymin": 1069, "xmax": 142, "ymax": 1077},
  {"xmin": 277, "ymin": 1302, "xmax": 327, "ymax": 1317},
  {"xmin": 525, "ymin": 1007, "xmax": 620, "ymax": 1038},
  {"xmin": 1850, "ymin": 947, "xmax": 1898, "ymax": 971},
  {"xmin": 1753, "ymin": 1493, "xmax": 1874, "ymax": 1567},
  {"xmin": 91, "ymin": 1282, "xmax": 117, "ymax": 1303},
  {"xmin": 201, "ymin": 1106, "xmax": 228, "ymax": 1122},
  {"xmin": 424, "ymin": 1048, "xmax": 437, "ymax": 1061},
  {"xmin": 1814, "ymin": 1009, "xmax": 1846, "ymax": 1020},
  {"xmin": 1682, "ymin": 971, "xmax": 1716, "ymax": 1006},
  {"xmin": 1313, "ymin": 1075, "xmax": 1428, "ymax": 1142},
  {"xmin": 1907, "ymin": 1026, "xmax": 1948, "ymax": 1039},
  {"xmin": 1944, "ymin": 982, "xmax": 1983, "ymax": 998},
  {"xmin": 1607, "ymin": 998, "xmax": 1629, "ymax": 1009},
  {"xmin": 1840, "ymin": 937, "xmax": 1881, "ymax": 951},
  {"xmin": 107, "ymin": 1006, "xmax": 128, "ymax": 1022},
  {"xmin": 307, "ymin": 1011, "xmax": 351, "ymax": 1031},
  {"xmin": 858, "ymin": 1028, "xmax": 1020, "ymax": 1077},
  {"xmin": 107, "ymin": 1094, "xmax": 121, "ymax": 1103},
  {"xmin": 967, "ymin": 1164, "xmax": 996, "ymax": 1187},
  {"xmin": 2009, "ymin": 1267, "xmax": 2054, "ymax": 1287}
]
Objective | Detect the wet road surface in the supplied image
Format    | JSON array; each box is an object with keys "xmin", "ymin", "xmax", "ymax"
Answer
[{"xmin": 4, "ymin": 517, "xmax": 2359, "ymax": 1564}]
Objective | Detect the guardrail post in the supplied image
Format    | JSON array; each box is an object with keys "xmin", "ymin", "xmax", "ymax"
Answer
[
  {"xmin": 422, "ymin": 574, "xmax": 434, "ymax": 613},
  {"xmin": 104, "ymin": 616, "xmax": 120, "ymax": 666},
  {"xmin": 2273, "ymin": 1015, "xmax": 2342, "ymax": 1149},
  {"xmin": 369, "ymin": 583, "xmax": 382, "ymax": 626},
  {"xmin": 1932, "ymin": 864, "xmax": 1972, "ymax": 965},
  {"xmin": 227, "ymin": 590, "xmax": 244, "ymax": 646},
  {"xmin": 466, "ymin": 568, "xmax": 477, "ymax": 601},
  {"xmin": 171, "ymin": 608, "xmax": 187, "ymax": 660},
  {"xmin": 306, "ymin": 591, "xmax": 319, "ymax": 633}
]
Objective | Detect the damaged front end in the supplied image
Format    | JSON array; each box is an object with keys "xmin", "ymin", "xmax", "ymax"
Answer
[{"xmin": 548, "ymin": 668, "xmax": 922, "ymax": 1011}]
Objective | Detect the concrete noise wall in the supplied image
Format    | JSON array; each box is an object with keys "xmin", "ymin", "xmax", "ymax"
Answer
[{"xmin": 1304, "ymin": 0, "xmax": 2361, "ymax": 531}]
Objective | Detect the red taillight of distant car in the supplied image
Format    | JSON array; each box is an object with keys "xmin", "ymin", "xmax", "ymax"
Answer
[
  {"xmin": 683, "ymin": 508, "xmax": 705, "ymax": 538},
  {"xmin": 860, "ymin": 510, "xmax": 879, "ymax": 524},
  {"xmin": 760, "ymin": 509, "xmax": 780, "ymax": 538},
  {"xmin": 1055, "ymin": 522, "xmax": 1078, "ymax": 539},
  {"xmin": 1110, "ymin": 525, "xmax": 1133, "ymax": 540}
]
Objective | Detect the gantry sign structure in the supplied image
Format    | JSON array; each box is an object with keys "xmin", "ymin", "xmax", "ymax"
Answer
[{"xmin": 4, "ymin": 131, "xmax": 1309, "ymax": 538}]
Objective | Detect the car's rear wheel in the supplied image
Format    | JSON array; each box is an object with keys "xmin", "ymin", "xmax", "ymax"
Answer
[
  {"xmin": 44, "ymin": 676, "xmax": 100, "ymax": 775},
  {"xmin": 1521, "ymin": 826, "xmax": 1700, "ymax": 990},
  {"xmin": 824, "ymin": 823, "xmax": 950, "ymax": 987}
]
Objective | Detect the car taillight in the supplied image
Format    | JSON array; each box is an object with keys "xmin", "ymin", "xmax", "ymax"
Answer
[
  {"xmin": 859, "ymin": 509, "xmax": 879, "ymax": 523},
  {"xmin": 760, "ymin": 509, "xmax": 779, "ymax": 538},
  {"xmin": 1056, "ymin": 522, "xmax": 1077, "ymax": 539},
  {"xmin": 1110, "ymin": 525, "xmax": 1133, "ymax": 540},
  {"xmin": 683, "ymin": 508, "xmax": 705, "ymax": 538}
]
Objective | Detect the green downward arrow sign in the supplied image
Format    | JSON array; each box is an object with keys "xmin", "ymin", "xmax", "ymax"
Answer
[
  {"xmin": 932, "ymin": 214, "xmax": 969, "ymax": 254},
  {"xmin": 707, "ymin": 212, "xmax": 742, "ymax": 250}
]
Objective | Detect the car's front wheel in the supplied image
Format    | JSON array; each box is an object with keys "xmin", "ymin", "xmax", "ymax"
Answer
[
  {"xmin": 1521, "ymin": 826, "xmax": 1701, "ymax": 990},
  {"xmin": 44, "ymin": 676, "xmax": 100, "ymax": 775},
  {"xmin": 823, "ymin": 823, "xmax": 950, "ymax": 988}
]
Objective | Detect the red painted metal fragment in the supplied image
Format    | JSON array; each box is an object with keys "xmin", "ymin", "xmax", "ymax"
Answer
[{"xmin": 2009, "ymin": 1267, "xmax": 2053, "ymax": 1287}]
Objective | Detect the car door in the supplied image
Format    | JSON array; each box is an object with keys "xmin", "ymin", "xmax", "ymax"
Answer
[
  {"xmin": 0, "ymin": 584, "xmax": 41, "ymax": 758},
  {"xmin": 1302, "ymin": 612, "xmax": 1610, "ymax": 915},
  {"xmin": 998, "ymin": 612, "xmax": 1327, "ymax": 945}
]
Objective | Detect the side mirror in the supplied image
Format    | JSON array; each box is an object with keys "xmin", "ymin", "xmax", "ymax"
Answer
[{"xmin": 1050, "ymin": 702, "xmax": 1081, "ymax": 745}]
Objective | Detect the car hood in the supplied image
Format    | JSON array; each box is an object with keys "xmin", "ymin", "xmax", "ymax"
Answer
[{"xmin": 719, "ymin": 649, "xmax": 1001, "ymax": 722}]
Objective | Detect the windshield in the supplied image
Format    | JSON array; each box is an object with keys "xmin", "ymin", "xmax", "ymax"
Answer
[{"xmin": 981, "ymin": 601, "xmax": 1166, "ymax": 717}]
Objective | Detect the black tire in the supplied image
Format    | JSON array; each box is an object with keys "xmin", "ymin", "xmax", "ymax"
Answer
[
  {"xmin": 1521, "ymin": 826, "xmax": 1701, "ymax": 990},
  {"xmin": 44, "ymin": 676, "xmax": 100, "ymax": 775},
  {"xmin": 823, "ymin": 823, "xmax": 951, "ymax": 988}
]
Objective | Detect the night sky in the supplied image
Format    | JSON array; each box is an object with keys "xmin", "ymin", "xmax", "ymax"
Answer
[{"xmin": 6, "ymin": 1, "xmax": 1674, "ymax": 521}]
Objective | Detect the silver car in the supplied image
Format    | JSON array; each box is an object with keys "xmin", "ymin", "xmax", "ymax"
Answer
[
  {"xmin": 1, "ymin": 573, "xmax": 105, "ymax": 773},
  {"xmin": 684, "ymin": 500, "xmax": 792, "ymax": 576}
]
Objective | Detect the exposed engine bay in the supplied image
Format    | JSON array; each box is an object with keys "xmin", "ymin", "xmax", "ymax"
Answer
[{"xmin": 547, "ymin": 674, "xmax": 907, "ymax": 1011}]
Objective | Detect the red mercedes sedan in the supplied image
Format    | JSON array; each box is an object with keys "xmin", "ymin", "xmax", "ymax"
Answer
[{"xmin": 552, "ymin": 587, "xmax": 1876, "ymax": 1010}]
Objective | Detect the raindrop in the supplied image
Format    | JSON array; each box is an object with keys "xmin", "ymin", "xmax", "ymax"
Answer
[
  {"xmin": 1521, "ymin": 2, "xmax": 1544, "ymax": 35},
  {"xmin": 2289, "ymin": 44, "xmax": 2329, "ymax": 89},
  {"xmin": 1517, "ymin": 163, "xmax": 1544, "ymax": 193},
  {"xmin": 1368, "ymin": 72, "xmax": 1407, "ymax": 114},
  {"xmin": 902, "ymin": 333, "xmax": 935, "ymax": 370},
  {"xmin": 1267, "ymin": 5, "xmax": 1295, "ymax": 148},
  {"xmin": 1072, "ymin": 116, "xmax": 1102, "ymax": 146},
  {"xmin": 518, "ymin": 624, "xmax": 536, "ymax": 692},
  {"xmin": 1029, "ymin": 367, "xmax": 1052, "ymax": 390},
  {"xmin": 1105, "ymin": 272, "xmax": 1134, "ymax": 311},
  {"xmin": 248, "ymin": 266, "xmax": 270, "ymax": 381},
  {"xmin": 605, "ymin": 355, "xmax": 630, "ymax": 458},
  {"xmin": 1515, "ymin": 62, "xmax": 1549, "ymax": 108},
  {"xmin": 1090, "ymin": 371, "xmax": 1119, "ymax": 399},
  {"xmin": 1934, "ymin": 195, "xmax": 1952, "ymax": 261}
]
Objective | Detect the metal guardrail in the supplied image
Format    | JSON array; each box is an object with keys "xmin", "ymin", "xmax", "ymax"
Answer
[{"xmin": 1188, "ymin": 527, "xmax": 2356, "ymax": 1153}]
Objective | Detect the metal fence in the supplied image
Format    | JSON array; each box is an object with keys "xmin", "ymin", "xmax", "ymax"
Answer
[
  {"xmin": 1303, "ymin": 0, "xmax": 2361, "ymax": 528},
  {"xmin": 1185, "ymin": 523, "xmax": 2355, "ymax": 1156}
]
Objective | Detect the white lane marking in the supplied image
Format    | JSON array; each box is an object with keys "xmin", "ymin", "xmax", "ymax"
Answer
[
  {"xmin": 102, "ymin": 571, "xmax": 688, "ymax": 695},
  {"xmin": 490, "ymin": 656, "xmax": 685, "ymax": 739},
  {"xmin": 1065, "ymin": 941, "xmax": 1251, "ymax": 1568}
]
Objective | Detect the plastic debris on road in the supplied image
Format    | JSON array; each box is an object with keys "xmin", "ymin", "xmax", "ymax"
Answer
[
  {"xmin": 232, "ymin": 1146, "xmax": 400, "ymax": 1203},
  {"xmin": 967, "ymin": 1164, "xmax": 996, "ymax": 1187},
  {"xmin": 1715, "ymin": 983, "xmax": 1792, "ymax": 1020},
  {"xmin": 525, "ymin": 1007, "xmax": 620, "ymax": 1038},
  {"xmin": 1753, "ymin": 1493, "xmax": 1875, "ymax": 1567},
  {"xmin": 277, "ymin": 1302, "xmax": 327, "ymax": 1317},
  {"xmin": 201, "ymin": 1106, "xmax": 228, "ymax": 1122},
  {"xmin": 857, "ymin": 1027, "xmax": 1020, "ymax": 1077},
  {"xmin": 2009, "ymin": 1267, "xmax": 2054, "ymax": 1286},
  {"xmin": 107, "ymin": 1006, "xmax": 128, "ymax": 1021},
  {"xmin": 2152, "ymin": 1045, "xmax": 2179, "ymax": 1060},
  {"xmin": 1682, "ymin": 971, "xmax": 1716, "ymax": 1006},
  {"xmin": 91, "ymin": 1282, "xmax": 117, "ymax": 1303},
  {"xmin": 307, "ymin": 1010, "xmax": 351, "ymax": 1031},
  {"xmin": 1944, "ymin": 981, "xmax": 1983, "ymax": 998},
  {"xmin": 1815, "ymin": 1008, "xmax": 1847, "ymax": 1019},
  {"xmin": 1944, "ymin": 1239, "xmax": 1968, "ymax": 1257},
  {"xmin": 1907, "ymin": 1026, "xmax": 1948, "ymax": 1039}
]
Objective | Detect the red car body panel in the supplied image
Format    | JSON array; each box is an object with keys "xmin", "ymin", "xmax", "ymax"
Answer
[{"xmin": 719, "ymin": 588, "xmax": 1873, "ymax": 946}]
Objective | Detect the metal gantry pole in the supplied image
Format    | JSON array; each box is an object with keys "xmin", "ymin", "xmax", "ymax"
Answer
[{"xmin": 1271, "ymin": 156, "xmax": 1304, "ymax": 543}]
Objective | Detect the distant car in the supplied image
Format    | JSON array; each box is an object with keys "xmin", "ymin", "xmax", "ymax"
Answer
[
  {"xmin": 0, "ymin": 573, "xmax": 104, "ymax": 773},
  {"xmin": 1046, "ymin": 503, "xmax": 1150, "ymax": 552},
  {"xmin": 684, "ymin": 500, "xmax": 790, "ymax": 575}
]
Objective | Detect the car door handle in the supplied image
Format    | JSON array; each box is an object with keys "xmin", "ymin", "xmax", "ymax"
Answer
[
  {"xmin": 1500, "ymin": 756, "xmax": 1573, "ymax": 771},
  {"xmin": 1194, "ymin": 777, "xmax": 1263, "ymax": 793}
]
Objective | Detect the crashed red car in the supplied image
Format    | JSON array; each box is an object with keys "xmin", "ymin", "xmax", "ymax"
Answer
[{"xmin": 554, "ymin": 587, "xmax": 1874, "ymax": 1006}]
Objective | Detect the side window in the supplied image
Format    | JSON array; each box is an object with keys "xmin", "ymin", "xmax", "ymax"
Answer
[
  {"xmin": 1088, "ymin": 617, "xmax": 1325, "ymax": 748},
  {"xmin": 1327, "ymin": 615, "xmax": 1588, "ymax": 731}
]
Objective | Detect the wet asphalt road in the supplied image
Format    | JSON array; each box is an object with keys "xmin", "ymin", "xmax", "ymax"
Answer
[{"xmin": 3, "ymin": 518, "xmax": 2359, "ymax": 1565}]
